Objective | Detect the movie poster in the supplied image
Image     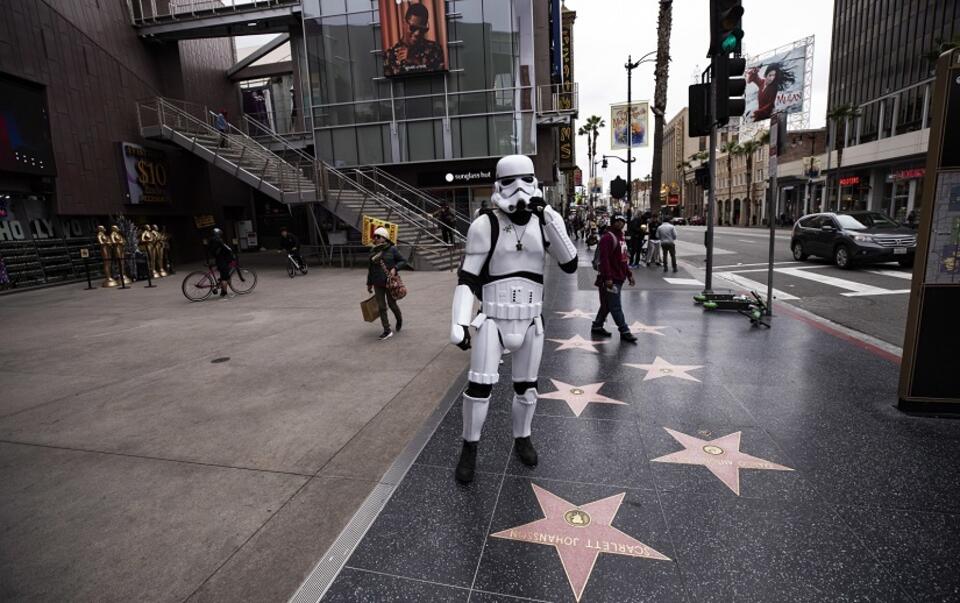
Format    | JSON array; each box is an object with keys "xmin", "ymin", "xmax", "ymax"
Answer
[
  {"xmin": 610, "ymin": 102, "xmax": 649, "ymax": 150},
  {"xmin": 743, "ymin": 44, "xmax": 807, "ymax": 124},
  {"xmin": 379, "ymin": 0, "xmax": 449, "ymax": 77}
]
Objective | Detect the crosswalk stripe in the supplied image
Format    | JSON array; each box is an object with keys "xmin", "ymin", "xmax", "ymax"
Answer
[
  {"xmin": 865, "ymin": 269, "xmax": 913, "ymax": 280},
  {"xmin": 716, "ymin": 272, "xmax": 800, "ymax": 301},
  {"xmin": 842, "ymin": 289, "xmax": 912, "ymax": 297},
  {"xmin": 663, "ymin": 277, "xmax": 703, "ymax": 286},
  {"xmin": 775, "ymin": 267, "xmax": 892, "ymax": 295}
]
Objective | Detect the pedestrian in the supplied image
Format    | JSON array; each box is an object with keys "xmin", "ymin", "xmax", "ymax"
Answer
[
  {"xmin": 627, "ymin": 213, "xmax": 645, "ymax": 267},
  {"xmin": 433, "ymin": 201, "xmax": 456, "ymax": 245},
  {"xmin": 657, "ymin": 219, "xmax": 678, "ymax": 273},
  {"xmin": 474, "ymin": 200, "xmax": 489, "ymax": 218},
  {"xmin": 214, "ymin": 109, "xmax": 229, "ymax": 148},
  {"xmin": 591, "ymin": 214, "xmax": 638, "ymax": 343},
  {"xmin": 585, "ymin": 215, "xmax": 599, "ymax": 250},
  {"xmin": 206, "ymin": 227, "xmax": 235, "ymax": 299},
  {"xmin": 906, "ymin": 210, "xmax": 917, "ymax": 229},
  {"xmin": 279, "ymin": 226, "xmax": 305, "ymax": 271},
  {"xmin": 367, "ymin": 227, "xmax": 406, "ymax": 341},
  {"xmin": 645, "ymin": 216, "xmax": 662, "ymax": 267},
  {"xmin": 573, "ymin": 212, "xmax": 584, "ymax": 240}
]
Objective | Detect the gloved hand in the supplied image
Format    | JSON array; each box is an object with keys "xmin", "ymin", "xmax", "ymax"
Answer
[
  {"xmin": 527, "ymin": 196, "xmax": 548, "ymax": 219},
  {"xmin": 451, "ymin": 324, "xmax": 472, "ymax": 350}
]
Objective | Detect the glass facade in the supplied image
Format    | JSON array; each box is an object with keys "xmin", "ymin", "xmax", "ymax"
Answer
[{"xmin": 303, "ymin": 0, "xmax": 536, "ymax": 167}]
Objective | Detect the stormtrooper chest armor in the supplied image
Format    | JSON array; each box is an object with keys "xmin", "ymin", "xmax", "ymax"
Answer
[{"xmin": 481, "ymin": 212, "xmax": 545, "ymax": 320}]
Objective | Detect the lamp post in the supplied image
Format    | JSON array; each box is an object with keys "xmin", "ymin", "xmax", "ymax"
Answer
[{"xmin": 624, "ymin": 51, "xmax": 657, "ymax": 205}]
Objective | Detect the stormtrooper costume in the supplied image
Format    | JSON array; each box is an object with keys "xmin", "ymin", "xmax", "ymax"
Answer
[{"xmin": 450, "ymin": 155, "xmax": 578, "ymax": 483}]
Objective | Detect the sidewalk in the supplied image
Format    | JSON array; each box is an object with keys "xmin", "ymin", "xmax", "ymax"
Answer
[
  {"xmin": 0, "ymin": 259, "xmax": 466, "ymax": 602},
  {"xmin": 303, "ymin": 245, "xmax": 960, "ymax": 602}
]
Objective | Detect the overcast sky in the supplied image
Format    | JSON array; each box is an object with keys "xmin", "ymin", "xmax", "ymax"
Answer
[{"xmin": 567, "ymin": 0, "xmax": 835, "ymax": 187}]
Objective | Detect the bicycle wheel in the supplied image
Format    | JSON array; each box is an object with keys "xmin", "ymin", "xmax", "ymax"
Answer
[
  {"xmin": 299, "ymin": 261, "xmax": 308, "ymax": 275},
  {"xmin": 182, "ymin": 271, "xmax": 215, "ymax": 301},
  {"xmin": 229, "ymin": 267, "xmax": 258, "ymax": 294},
  {"xmin": 287, "ymin": 259, "xmax": 296, "ymax": 278}
]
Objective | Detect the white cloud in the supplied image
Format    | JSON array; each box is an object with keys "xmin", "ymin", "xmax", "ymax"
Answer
[{"xmin": 567, "ymin": 0, "xmax": 834, "ymax": 189}]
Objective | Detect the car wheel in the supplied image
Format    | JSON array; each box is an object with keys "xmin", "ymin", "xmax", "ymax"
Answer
[
  {"xmin": 791, "ymin": 241, "xmax": 809, "ymax": 261},
  {"xmin": 834, "ymin": 244, "xmax": 853, "ymax": 269}
]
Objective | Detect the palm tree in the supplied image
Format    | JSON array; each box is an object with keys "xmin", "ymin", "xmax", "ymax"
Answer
[
  {"xmin": 738, "ymin": 138, "xmax": 762, "ymax": 226},
  {"xmin": 719, "ymin": 140, "xmax": 740, "ymax": 225},
  {"xmin": 578, "ymin": 115, "xmax": 605, "ymax": 204},
  {"xmin": 649, "ymin": 0, "xmax": 674, "ymax": 217},
  {"xmin": 825, "ymin": 103, "xmax": 862, "ymax": 211}
]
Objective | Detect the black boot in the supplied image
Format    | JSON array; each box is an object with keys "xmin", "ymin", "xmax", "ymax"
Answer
[
  {"xmin": 455, "ymin": 440, "xmax": 478, "ymax": 484},
  {"xmin": 514, "ymin": 436, "xmax": 538, "ymax": 467}
]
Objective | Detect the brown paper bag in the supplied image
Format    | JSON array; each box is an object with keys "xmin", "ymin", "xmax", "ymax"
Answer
[{"xmin": 361, "ymin": 295, "xmax": 380, "ymax": 322}]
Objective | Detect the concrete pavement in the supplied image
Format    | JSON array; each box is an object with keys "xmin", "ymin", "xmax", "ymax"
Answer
[{"xmin": 0, "ymin": 255, "xmax": 466, "ymax": 602}]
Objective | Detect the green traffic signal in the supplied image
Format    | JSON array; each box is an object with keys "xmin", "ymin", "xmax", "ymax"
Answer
[{"xmin": 721, "ymin": 29, "xmax": 743, "ymax": 52}]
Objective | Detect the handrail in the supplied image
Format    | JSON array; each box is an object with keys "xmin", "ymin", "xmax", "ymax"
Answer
[
  {"xmin": 126, "ymin": 0, "xmax": 300, "ymax": 26},
  {"xmin": 350, "ymin": 170, "xmax": 462, "ymax": 246},
  {"xmin": 353, "ymin": 166, "xmax": 472, "ymax": 234}
]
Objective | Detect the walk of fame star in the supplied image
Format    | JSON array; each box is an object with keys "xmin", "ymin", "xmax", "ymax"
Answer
[
  {"xmin": 539, "ymin": 379, "xmax": 627, "ymax": 417},
  {"xmin": 491, "ymin": 483, "xmax": 670, "ymax": 601},
  {"xmin": 651, "ymin": 428, "xmax": 794, "ymax": 495},
  {"xmin": 547, "ymin": 334, "xmax": 606, "ymax": 353},
  {"xmin": 624, "ymin": 356, "xmax": 703, "ymax": 382},
  {"xmin": 555, "ymin": 309, "xmax": 595, "ymax": 319},
  {"xmin": 627, "ymin": 321, "xmax": 667, "ymax": 336}
]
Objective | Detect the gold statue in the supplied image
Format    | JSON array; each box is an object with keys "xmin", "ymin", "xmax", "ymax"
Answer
[
  {"xmin": 110, "ymin": 225, "xmax": 132, "ymax": 285},
  {"xmin": 97, "ymin": 225, "xmax": 118, "ymax": 287},
  {"xmin": 153, "ymin": 225, "xmax": 168, "ymax": 277},
  {"xmin": 139, "ymin": 224, "xmax": 158, "ymax": 278}
]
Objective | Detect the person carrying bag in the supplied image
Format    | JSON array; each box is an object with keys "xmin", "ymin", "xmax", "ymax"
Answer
[{"xmin": 366, "ymin": 227, "xmax": 407, "ymax": 340}]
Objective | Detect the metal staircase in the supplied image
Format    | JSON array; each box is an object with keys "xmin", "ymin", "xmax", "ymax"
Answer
[{"xmin": 136, "ymin": 97, "xmax": 461, "ymax": 270}]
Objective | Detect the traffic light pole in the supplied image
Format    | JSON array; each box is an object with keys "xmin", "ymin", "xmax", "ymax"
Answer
[
  {"xmin": 625, "ymin": 56, "xmax": 641, "ymax": 206},
  {"xmin": 703, "ymin": 68, "xmax": 718, "ymax": 295}
]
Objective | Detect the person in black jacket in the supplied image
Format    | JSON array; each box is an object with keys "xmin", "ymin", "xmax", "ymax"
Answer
[
  {"xmin": 279, "ymin": 227, "xmax": 304, "ymax": 271},
  {"xmin": 366, "ymin": 227, "xmax": 407, "ymax": 340},
  {"xmin": 206, "ymin": 228, "xmax": 235, "ymax": 299}
]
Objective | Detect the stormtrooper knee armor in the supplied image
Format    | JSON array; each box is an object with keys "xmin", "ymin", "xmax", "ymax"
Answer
[{"xmin": 450, "ymin": 155, "xmax": 578, "ymax": 484}]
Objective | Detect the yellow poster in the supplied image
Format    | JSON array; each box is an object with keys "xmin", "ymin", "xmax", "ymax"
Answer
[{"xmin": 361, "ymin": 215, "xmax": 399, "ymax": 246}]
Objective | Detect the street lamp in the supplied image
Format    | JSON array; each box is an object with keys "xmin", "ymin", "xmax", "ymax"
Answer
[{"xmin": 625, "ymin": 51, "xmax": 656, "ymax": 205}]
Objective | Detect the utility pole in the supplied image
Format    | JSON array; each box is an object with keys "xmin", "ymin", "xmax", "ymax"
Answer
[{"xmin": 625, "ymin": 55, "xmax": 641, "ymax": 205}]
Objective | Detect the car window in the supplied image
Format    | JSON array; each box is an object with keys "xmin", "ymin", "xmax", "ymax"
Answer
[
  {"xmin": 836, "ymin": 214, "xmax": 869, "ymax": 230},
  {"xmin": 844, "ymin": 212, "xmax": 900, "ymax": 229},
  {"xmin": 799, "ymin": 216, "xmax": 817, "ymax": 228}
]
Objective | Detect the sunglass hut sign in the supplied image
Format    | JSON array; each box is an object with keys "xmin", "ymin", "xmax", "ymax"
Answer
[{"xmin": 419, "ymin": 169, "xmax": 494, "ymax": 187}]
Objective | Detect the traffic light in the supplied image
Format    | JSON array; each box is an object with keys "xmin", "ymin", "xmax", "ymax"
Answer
[
  {"xmin": 714, "ymin": 53, "xmax": 746, "ymax": 126},
  {"xmin": 601, "ymin": 158, "xmax": 608, "ymax": 169},
  {"xmin": 688, "ymin": 82, "xmax": 711, "ymax": 136},
  {"xmin": 710, "ymin": 0, "xmax": 744, "ymax": 56}
]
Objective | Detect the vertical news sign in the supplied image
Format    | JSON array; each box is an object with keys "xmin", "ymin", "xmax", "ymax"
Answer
[{"xmin": 899, "ymin": 50, "xmax": 960, "ymax": 410}]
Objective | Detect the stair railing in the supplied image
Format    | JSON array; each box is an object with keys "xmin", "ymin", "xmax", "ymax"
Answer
[{"xmin": 353, "ymin": 165, "xmax": 473, "ymax": 235}]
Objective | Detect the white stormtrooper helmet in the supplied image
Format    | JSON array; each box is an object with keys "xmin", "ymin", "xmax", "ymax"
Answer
[{"xmin": 491, "ymin": 155, "xmax": 542, "ymax": 214}]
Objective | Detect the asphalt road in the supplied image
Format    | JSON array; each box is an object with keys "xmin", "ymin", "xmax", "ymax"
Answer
[{"xmin": 674, "ymin": 225, "xmax": 911, "ymax": 346}]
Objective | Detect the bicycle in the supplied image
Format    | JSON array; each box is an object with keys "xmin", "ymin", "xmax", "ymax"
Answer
[
  {"xmin": 181, "ymin": 261, "xmax": 258, "ymax": 301},
  {"xmin": 285, "ymin": 251, "xmax": 308, "ymax": 278}
]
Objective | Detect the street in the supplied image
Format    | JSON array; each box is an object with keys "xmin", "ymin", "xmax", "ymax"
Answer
[{"xmin": 676, "ymin": 225, "xmax": 911, "ymax": 346}]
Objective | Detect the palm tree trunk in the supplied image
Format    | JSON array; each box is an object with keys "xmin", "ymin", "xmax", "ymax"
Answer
[
  {"xmin": 649, "ymin": 0, "xmax": 673, "ymax": 217},
  {"xmin": 726, "ymin": 154, "xmax": 733, "ymax": 226}
]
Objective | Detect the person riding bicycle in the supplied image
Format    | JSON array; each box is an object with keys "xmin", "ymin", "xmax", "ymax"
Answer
[
  {"xmin": 279, "ymin": 227, "xmax": 304, "ymax": 271},
  {"xmin": 206, "ymin": 227, "xmax": 235, "ymax": 299}
]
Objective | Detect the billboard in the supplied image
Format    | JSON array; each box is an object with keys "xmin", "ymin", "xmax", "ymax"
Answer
[
  {"xmin": 744, "ymin": 43, "xmax": 808, "ymax": 123},
  {"xmin": 610, "ymin": 101, "xmax": 649, "ymax": 149},
  {"xmin": 379, "ymin": 0, "xmax": 448, "ymax": 78},
  {"xmin": 120, "ymin": 143, "xmax": 170, "ymax": 205}
]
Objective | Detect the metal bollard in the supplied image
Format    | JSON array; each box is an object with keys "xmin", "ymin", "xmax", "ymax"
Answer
[{"xmin": 83, "ymin": 256, "xmax": 94, "ymax": 290}]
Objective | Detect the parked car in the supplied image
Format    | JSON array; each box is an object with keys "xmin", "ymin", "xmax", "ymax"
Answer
[
  {"xmin": 689, "ymin": 215, "xmax": 705, "ymax": 225},
  {"xmin": 671, "ymin": 217, "xmax": 687, "ymax": 225},
  {"xmin": 790, "ymin": 211, "xmax": 917, "ymax": 269}
]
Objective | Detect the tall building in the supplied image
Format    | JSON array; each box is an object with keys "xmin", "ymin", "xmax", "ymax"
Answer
[
  {"xmin": 826, "ymin": 0, "xmax": 960, "ymax": 220},
  {"xmin": 302, "ymin": 0, "xmax": 575, "ymax": 216}
]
